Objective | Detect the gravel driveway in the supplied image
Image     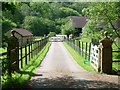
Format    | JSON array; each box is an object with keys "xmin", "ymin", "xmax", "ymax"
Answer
[{"xmin": 25, "ymin": 42, "xmax": 119, "ymax": 89}]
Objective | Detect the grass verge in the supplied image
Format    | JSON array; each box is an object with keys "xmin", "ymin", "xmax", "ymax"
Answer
[
  {"xmin": 2, "ymin": 42, "xmax": 51, "ymax": 88},
  {"xmin": 63, "ymin": 42, "xmax": 96, "ymax": 72}
]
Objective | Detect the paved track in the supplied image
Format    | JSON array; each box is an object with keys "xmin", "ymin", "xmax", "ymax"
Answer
[{"xmin": 27, "ymin": 42, "xmax": 119, "ymax": 89}]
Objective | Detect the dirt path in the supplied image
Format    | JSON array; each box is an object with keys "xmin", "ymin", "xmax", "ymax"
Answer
[{"xmin": 25, "ymin": 42, "xmax": 119, "ymax": 89}]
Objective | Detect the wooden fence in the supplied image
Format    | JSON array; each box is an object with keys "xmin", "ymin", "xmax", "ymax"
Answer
[
  {"xmin": 90, "ymin": 44, "xmax": 100, "ymax": 71},
  {"xmin": 65, "ymin": 39, "xmax": 120, "ymax": 73},
  {"xmin": 65, "ymin": 39, "xmax": 91, "ymax": 61},
  {"xmin": 0, "ymin": 52, "xmax": 8, "ymax": 76},
  {"xmin": 0, "ymin": 37, "xmax": 48, "ymax": 76},
  {"xmin": 112, "ymin": 50, "xmax": 120, "ymax": 62}
]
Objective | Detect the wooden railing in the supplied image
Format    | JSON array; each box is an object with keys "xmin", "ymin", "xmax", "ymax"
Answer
[
  {"xmin": 65, "ymin": 39, "xmax": 91, "ymax": 61},
  {"xmin": 65, "ymin": 39, "xmax": 120, "ymax": 72},
  {"xmin": 90, "ymin": 44, "xmax": 100, "ymax": 71},
  {"xmin": 0, "ymin": 52, "xmax": 8, "ymax": 75},
  {"xmin": 112, "ymin": 50, "xmax": 120, "ymax": 62},
  {"xmin": 65, "ymin": 39, "xmax": 100, "ymax": 71},
  {"xmin": 0, "ymin": 37, "xmax": 49, "ymax": 76}
]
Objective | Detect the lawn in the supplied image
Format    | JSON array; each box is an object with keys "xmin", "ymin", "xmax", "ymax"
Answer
[
  {"xmin": 63, "ymin": 42, "xmax": 96, "ymax": 73},
  {"xmin": 2, "ymin": 42, "xmax": 51, "ymax": 88}
]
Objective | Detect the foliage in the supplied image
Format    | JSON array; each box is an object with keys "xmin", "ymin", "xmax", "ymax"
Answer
[
  {"xmin": 48, "ymin": 32, "xmax": 56, "ymax": 37},
  {"xmin": 61, "ymin": 17, "xmax": 75, "ymax": 38},
  {"xmin": 82, "ymin": 2, "xmax": 120, "ymax": 48},
  {"xmin": 2, "ymin": 18, "xmax": 17, "ymax": 34},
  {"xmin": 23, "ymin": 16, "xmax": 55, "ymax": 36},
  {"xmin": 2, "ymin": 18, "xmax": 17, "ymax": 47},
  {"xmin": 30, "ymin": 2, "xmax": 52, "ymax": 19},
  {"xmin": 67, "ymin": 2, "xmax": 88, "ymax": 16},
  {"xmin": 2, "ymin": 2, "xmax": 86, "ymax": 37},
  {"xmin": 59, "ymin": 7, "xmax": 81, "ymax": 18}
]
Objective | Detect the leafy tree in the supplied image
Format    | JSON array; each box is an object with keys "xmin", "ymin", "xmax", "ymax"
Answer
[
  {"xmin": 48, "ymin": 32, "xmax": 56, "ymax": 37},
  {"xmin": 82, "ymin": 2, "xmax": 120, "ymax": 48},
  {"xmin": 2, "ymin": 18, "xmax": 17, "ymax": 34},
  {"xmin": 23, "ymin": 16, "xmax": 44, "ymax": 36},
  {"xmin": 30, "ymin": 2, "xmax": 52, "ymax": 19},
  {"xmin": 23, "ymin": 16, "xmax": 56, "ymax": 36},
  {"xmin": 59, "ymin": 7, "xmax": 81, "ymax": 18},
  {"xmin": 61, "ymin": 17, "xmax": 75, "ymax": 38},
  {"xmin": 68, "ymin": 2, "xmax": 88, "ymax": 16}
]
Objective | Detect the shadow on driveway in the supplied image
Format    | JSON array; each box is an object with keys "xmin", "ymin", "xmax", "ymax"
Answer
[{"xmin": 22, "ymin": 75, "xmax": 119, "ymax": 90}]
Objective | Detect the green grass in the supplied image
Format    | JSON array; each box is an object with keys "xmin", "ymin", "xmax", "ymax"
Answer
[
  {"xmin": 2, "ymin": 42, "xmax": 51, "ymax": 88},
  {"xmin": 112, "ymin": 42, "xmax": 120, "ymax": 71},
  {"xmin": 79, "ymin": 38, "xmax": 91, "ymax": 43},
  {"xmin": 63, "ymin": 42, "xmax": 96, "ymax": 73},
  {"xmin": 33, "ymin": 36, "xmax": 43, "ymax": 41},
  {"xmin": 112, "ymin": 62, "xmax": 119, "ymax": 71}
]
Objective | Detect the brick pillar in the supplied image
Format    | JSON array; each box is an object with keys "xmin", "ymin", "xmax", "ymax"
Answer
[{"xmin": 100, "ymin": 31, "xmax": 113, "ymax": 74}]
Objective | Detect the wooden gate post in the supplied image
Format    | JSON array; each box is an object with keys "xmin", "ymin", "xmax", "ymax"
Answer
[
  {"xmin": 99, "ymin": 31, "xmax": 113, "ymax": 74},
  {"xmin": 7, "ymin": 31, "xmax": 19, "ymax": 73}
]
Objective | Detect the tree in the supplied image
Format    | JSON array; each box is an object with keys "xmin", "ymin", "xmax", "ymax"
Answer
[
  {"xmin": 82, "ymin": 2, "xmax": 120, "ymax": 48},
  {"xmin": 48, "ymin": 32, "xmax": 56, "ymax": 37},
  {"xmin": 30, "ymin": 2, "xmax": 52, "ymax": 19},
  {"xmin": 23, "ymin": 16, "xmax": 44, "ymax": 36},
  {"xmin": 59, "ymin": 7, "xmax": 81, "ymax": 18},
  {"xmin": 61, "ymin": 17, "xmax": 75, "ymax": 38},
  {"xmin": 23, "ymin": 16, "xmax": 56, "ymax": 36}
]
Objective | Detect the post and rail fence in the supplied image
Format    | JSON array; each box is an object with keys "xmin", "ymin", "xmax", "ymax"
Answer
[
  {"xmin": 65, "ymin": 39, "xmax": 91, "ymax": 61},
  {"xmin": 65, "ymin": 32, "xmax": 120, "ymax": 74},
  {"xmin": 0, "ymin": 37, "xmax": 49, "ymax": 76}
]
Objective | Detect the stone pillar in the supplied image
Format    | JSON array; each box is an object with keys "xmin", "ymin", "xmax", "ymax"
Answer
[
  {"xmin": 100, "ymin": 31, "xmax": 113, "ymax": 74},
  {"xmin": 7, "ymin": 31, "xmax": 19, "ymax": 72}
]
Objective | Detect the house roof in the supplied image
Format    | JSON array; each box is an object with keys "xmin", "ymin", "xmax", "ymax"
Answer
[
  {"xmin": 12, "ymin": 28, "xmax": 33, "ymax": 37},
  {"xmin": 70, "ymin": 16, "xmax": 88, "ymax": 28}
]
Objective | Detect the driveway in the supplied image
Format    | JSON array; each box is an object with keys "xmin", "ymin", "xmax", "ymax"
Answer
[{"xmin": 25, "ymin": 42, "xmax": 119, "ymax": 89}]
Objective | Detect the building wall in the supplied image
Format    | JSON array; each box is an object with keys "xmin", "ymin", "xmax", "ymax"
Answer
[
  {"xmin": 5, "ymin": 31, "xmax": 33, "ymax": 47},
  {"xmin": 15, "ymin": 33, "xmax": 33, "ymax": 47}
]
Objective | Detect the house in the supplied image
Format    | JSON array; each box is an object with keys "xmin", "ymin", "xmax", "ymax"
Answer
[
  {"xmin": 5, "ymin": 28, "xmax": 33, "ymax": 47},
  {"xmin": 70, "ymin": 16, "xmax": 88, "ymax": 37}
]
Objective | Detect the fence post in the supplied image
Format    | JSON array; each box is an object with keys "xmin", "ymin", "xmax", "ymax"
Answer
[
  {"xmin": 20, "ymin": 47, "xmax": 23, "ymax": 68},
  {"xmin": 79, "ymin": 41, "xmax": 81, "ymax": 53},
  {"xmin": 31, "ymin": 42, "xmax": 33, "ymax": 58},
  {"xmin": 82, "ymin": 42, "xmax": 84, "ymax": 57},
  {"xmin": 99, "ymin": 31, "xmax": 113, "ymax": 74},
  {"xmin": 85, "ymin": 42, "xmax": 88, "ymax": 59},
  {"xmin": 88, "ymin": 43, "xmax": 91, "ymax": 60},
  {"xmin": 7, "ymin": 31, "xmax": 19, "ymax": 73},
  {"xmin": 25, "ymin": 45, "xmax": 27, "ymax": 65},
  {"xmin": 29, "ymin": 43, "xmax": 30, "ymax": 61},
  {"xmin": 8, "ymin": 50, "xmax": 11, "ymax": 76}
]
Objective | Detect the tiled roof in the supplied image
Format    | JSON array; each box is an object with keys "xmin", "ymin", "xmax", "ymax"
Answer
[
  {"xmin": 12, "ymin": 28, "xmax": 33, "ymax": 37},
  {"xmin": 70, "ymin": 16, "xmax": 88, "ymax": 28}
]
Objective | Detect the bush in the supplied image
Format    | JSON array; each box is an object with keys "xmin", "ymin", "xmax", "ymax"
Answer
[{"xmin": 48, "ymin": 32, "xmax": 56, "ymax": 37}]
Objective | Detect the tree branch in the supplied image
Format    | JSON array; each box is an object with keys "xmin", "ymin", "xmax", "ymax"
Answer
[{"xmin": 105, "ymin": 14, "xmax": 120, "ymax": 38}]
